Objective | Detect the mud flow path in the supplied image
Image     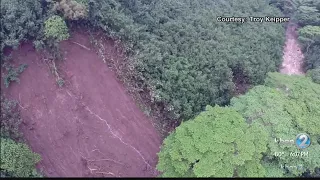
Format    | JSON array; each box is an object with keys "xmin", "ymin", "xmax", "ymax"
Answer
[
  {"xmin": 2, "ymin": 32, "xmax": 161, "ymax": 177},
  {"xmin": 280, "ymin": 23, "xmax": 305, "ymax": 75}
]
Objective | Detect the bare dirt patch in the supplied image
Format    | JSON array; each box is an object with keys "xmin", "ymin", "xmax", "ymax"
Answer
[
  {"xmin": 86, "ymin": 30, "xmax": 178, "ymax": 139},
  {"xmin": 1, "ymin": 31, "xmax": 161, "ymax": 177},
  {"xmin": 280, "ymin": 23, "xmax": 305, "ymax": 75}
]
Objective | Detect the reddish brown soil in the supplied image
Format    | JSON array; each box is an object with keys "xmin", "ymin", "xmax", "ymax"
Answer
[
  {"xmin": 1, "ymin": 31, "xmax": 161, "ymax": 177},
  {"xmin": 280, "ymin": 23, "xmax": 305, "ymax": 75}
]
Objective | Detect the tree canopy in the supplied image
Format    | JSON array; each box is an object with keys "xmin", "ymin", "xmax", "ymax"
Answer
[
  {"xmin": 44, "ymin": 15, "xmax": 70, "ymax": 42},
  {"xmin": 52, "ymin": 0, "xmax": 88, "ymax": 20},
  {"xmin": 86, "ymin": 0, "xmax": 286, "ymax": 121},
  {"xmin": 0, "ymin": 0, "xmax": 44, "ymax": 52},
  {"xmin": 299, "ymin": 25, "xmax": 320, "ymax": 71},
  {"xmin": 293, "ymin": 0, "xmax": 320, "ymax": 75},
  {"xmin": 232, "ymin": 73, "xmax": 320, "ymax": 177},
  {"xmin": 307, "ymin": 68, "xmax": 320, "ymax": 84},
  {"xmin": 157, "ymin": 105, "xmax": 268, "ymax": 177},
  {"xmin": 157, "ymin": 73, "xmax": 320, "ymax": 177},
  {"xmin": 0, "ymin": 138, "xmax": 41, "ymax": 177}
]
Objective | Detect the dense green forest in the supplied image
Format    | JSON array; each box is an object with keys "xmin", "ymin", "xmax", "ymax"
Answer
[
  {"xmin": 89, "ymin": 0, "xmax": 286, "ymax": 121},
  {"xmin": 157, "ymin": 73, "xmax": 320, "ymax": 177},
  {"xmin": 1, "ymin": 0, "xmax": 319, "ymax": 178}
]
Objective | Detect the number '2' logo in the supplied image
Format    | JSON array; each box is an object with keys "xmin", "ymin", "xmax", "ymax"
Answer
[{"xmin": 295, "ymin": 133, "xmax": 311, "ymax": 149}]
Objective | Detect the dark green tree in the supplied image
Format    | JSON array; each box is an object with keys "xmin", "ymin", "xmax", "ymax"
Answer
[
  {"xmin": 307, "ymin": 68, "xmax": 320, "ymax": 84},
  {"xmin": 0, "ymin": 0, "xmax": 44, "ymax": 54},
  {"xmin": 0, "ymin": 96, "xmax": 22, "ymax": 140},
  {"xmin": 298, "ymin": 25, "xmax": 320, "ymax": 70},
  {"xmin": 87, "ymin": 0, "xmax": 286, "ymax": 121}
]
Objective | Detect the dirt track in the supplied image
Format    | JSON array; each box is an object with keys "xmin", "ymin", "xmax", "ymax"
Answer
[
  {"xmin": 2, "ymin": 32, "xmax": 161, "ymax": 177},
  {"xmin": 280, "ymin": 23, "xmax": 305, "ymax": 75}
]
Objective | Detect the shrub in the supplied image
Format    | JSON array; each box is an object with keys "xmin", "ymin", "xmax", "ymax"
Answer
[
  {"xmin": 307, "ymin": 68, "xmax": 320, "ymax": 84},
  {"xmin": 52, "ymin": 0, "xmax": 88, "ymax": 20},
  {"xmin": 0, "ymin": 138, "xmax": 41, "ymax": 177},
  {"xmin": 44, "ymin": 15, "xmax": 70, "ymax": 42},
  {"xmin": 0, "ymin": 96, "xmax": 22, "ymax": 140},
  {"xmin": 33, "ymin": 40, "xmax": 45, "ymax": 51},
  {"xmin": 2, "ymin": 64, "xmax": 28, "ymax": 88}
]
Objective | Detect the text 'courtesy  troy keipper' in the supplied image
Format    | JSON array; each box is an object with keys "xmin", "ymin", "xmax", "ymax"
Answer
[{"xmin": 216, "ymin": 16, "xmax": 290, "ymax": 23}]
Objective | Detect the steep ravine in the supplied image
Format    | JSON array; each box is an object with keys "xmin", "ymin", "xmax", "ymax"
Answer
[{"xmin": 280, "ymin": 22, "xmax": 305, "ymax": 75}]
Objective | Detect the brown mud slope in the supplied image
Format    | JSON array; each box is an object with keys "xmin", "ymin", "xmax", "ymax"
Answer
[
  {"xmin": 280, "ymin": 23, "xmax": 305, "ymax": 75},
  {"xmin": 2, "ymin": 31, "xmax": 161, "ymax": 177}
]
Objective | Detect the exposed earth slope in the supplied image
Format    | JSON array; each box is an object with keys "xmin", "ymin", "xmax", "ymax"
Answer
[
  {"xmin": 2, "ymin": 31, "xmax": 161, "ymax": 177},
  {"xmin": 280, "ymin": 23, "xmax": 305, "ymax": 75}
]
